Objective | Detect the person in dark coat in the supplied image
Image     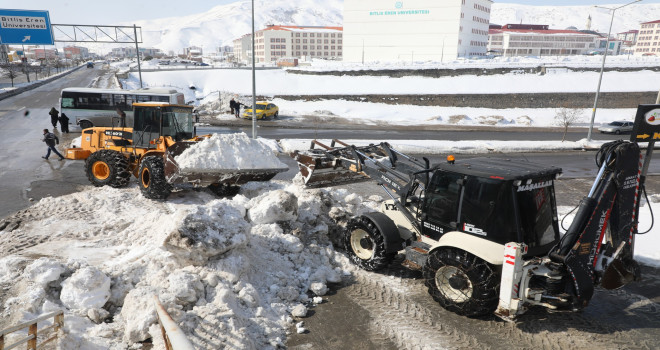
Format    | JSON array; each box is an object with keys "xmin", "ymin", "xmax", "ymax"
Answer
[
  {"xmin": 235, "ymin": 101, "xmax": 243, "ymax": 118},
  {"xmin": 42, "ymin": 128, "xmax": 65, "ymax": 161},
  {"xmin": 229, "ymin": 98, "xmax": 237, "ymax": 115},
  {"xmin": 59, "ymin": 113, "xmax": 70, "ymax": 133},
  {"xmin": 49, "ymin": 107, "xmax": 59, "ymax": 128},
  {"xmin": 116, "ymin": 107, "xmax": 127, "ymax": 127}
]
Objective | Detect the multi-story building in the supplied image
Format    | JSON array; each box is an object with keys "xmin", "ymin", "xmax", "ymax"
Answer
[
  {"xmin": 64, "ymin": 46, "xmax": 90, "ymax": 60},
  {"xmin": 634, "ymin": 20, "xmax": 660, "ymax": 56},
  {"xmin": 110, "ymin": 47, "xmax": 161, "ymax": 58},
  {"xmin": 617, "ymin": 30, "xmax": 638, "ymax": 45},
  {"xmin": 233, "ymin": 25, "xmax": 343, "ymax": 64},
  {"xmin": 343, "ymin": 0, "xmax": 492, "ymax": 63},
  {"xmin": 488, "ymin": 24, "xmax": 599, "ymax": 57},
  {"xmin": 233, "ymin": 34, "xmax": 252, "ymax": 62}
]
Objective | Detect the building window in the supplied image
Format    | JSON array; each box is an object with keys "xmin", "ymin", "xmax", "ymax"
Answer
[
  {"xmin": 331, "ymin": 33, "xmax": 336, "ymax": 37},
  {"xmin": 317, "ymin": 45, "xmax": 322, "ymax": 49},
  {"xmin": 324, "ymin": 45, "xmax": 329, "ymax": 50},
  {"xmin": 310, "ymin": 39, "xmax": 315, "ymax": 43},
  {"xmin": 331, "ymin": 46, "xmax": 335, "ymax": 50},
  {"xmin": 324, "ymin": 33, "xmax": 329, "ymax": 37},
  {"xmin": 338, "ymin": 34, "xmax": 342, "ymax": 38},
  {"xmin": 303, "ymin": 45, "xmax": 307, "ymax": 49},
  {"xmin": 303, "ymin": 33, "xmax": 307, "ymax": 37},
  {"xmin": 338, "ymin": 39, "xmax": 342, "ymax": 44},
  {"xmin": 296, "ymin": 45, "xmax": 300, "ymax": 49},
  {"xmin": 324, "ymin": 39, "xmax": 329, "ymax": 44},
  {"xmin": 303, "ymin": 51, "xmax": 307, "ymax": 55},
  {"xmin": 310, "ymin": 33, "xmax": 315, "ymax": 37},
  {"xmin": 296, "ymin": 39, "xmax": 300, "ymax": 43},
  {"xmin": 296, "ymin": 33, "xmax": 300, "ymax": 37},
  {"xmin": 324, "ymin": 52, "xmax": 329, "ymax": 56},
  {"xmin": 303, "ymin": 39, "xmax": 307, "ymax": 43}
]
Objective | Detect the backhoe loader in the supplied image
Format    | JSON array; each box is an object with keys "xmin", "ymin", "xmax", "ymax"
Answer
[
  {"xmin": 289, "ymin": 104, "xmax": 658, "ymax": 320},
  {"xmin": 66, "ymin": 102, "xmax": 286, "ymax": 199}
]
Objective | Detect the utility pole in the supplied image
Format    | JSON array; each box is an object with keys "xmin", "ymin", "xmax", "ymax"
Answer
[
  {"xmin": 586, "ymin": 0, "xmax": 642, "ymax": 142},
  {"xmin": 251, "ymin": 0, "xmax": 257, "ymax": 138},
  {"xmin": 134, "ymin": 24, "xmax": 143, "ymax": 88}
]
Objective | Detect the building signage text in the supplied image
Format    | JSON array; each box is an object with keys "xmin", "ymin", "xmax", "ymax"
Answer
[
  {"xmin": 369, "ymin": 9, "xmax": 430, "ymax": 16},
  {"xmin": 1, "ymin": 16, "xmax": 47, "ymax": 30}
]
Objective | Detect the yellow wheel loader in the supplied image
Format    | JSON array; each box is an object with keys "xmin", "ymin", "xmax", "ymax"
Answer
[{"xmin": 66, "ymin": 102, "xmax": 286, "ymax": 199}]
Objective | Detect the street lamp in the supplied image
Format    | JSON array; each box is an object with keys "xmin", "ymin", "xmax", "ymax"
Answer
[
  {"xmin": 251, "ymin": 0, "xmax": 257, "ymax": 138},
  {"xmin": 586, "ymin": 0, "xmax": 642, "ymax": 142}
]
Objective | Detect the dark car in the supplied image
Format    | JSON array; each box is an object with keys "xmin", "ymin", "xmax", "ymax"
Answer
[
  {"xmin": 598, "ymin": 121, "xmax": 634, "ymax": 134},
  {"xmin": 86, "ymin": 62, "xmax": 94, "ymax": 68}
]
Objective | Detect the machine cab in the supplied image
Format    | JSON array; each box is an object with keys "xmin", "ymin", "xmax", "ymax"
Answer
[
  {"xmin": 421, "ymin": 157, "xmax": 562, "ymax": 256},
  {"xmin": 132, "ymin": 103, "xmax": 195, "ymax": 148}
]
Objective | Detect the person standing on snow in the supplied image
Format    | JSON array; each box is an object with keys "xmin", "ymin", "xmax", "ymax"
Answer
[
  {"xmin": 41, "ymin": 128, "xmax": 65, "ymax": 161},
  {"xmin": 59, "ymin": 113, "xmax": 70, "ymax": 133},
  {"xmin": 49, "ymin": 107, "xmax": 59, "ymax": 128},
  {"xmin": 235, "ymin": 101, "xmax": 243, "ymax": 118},
  {"xmin": 230, "ymin": 98, "xmax": 237, "ymax": 115},
  {"xmin": 115, "ymin": 107, "xmax": 127, "ymax": 127}
]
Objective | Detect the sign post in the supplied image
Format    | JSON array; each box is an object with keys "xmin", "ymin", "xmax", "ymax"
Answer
[{"xmin": 0, "ymin": 9, "xmax": 54, "ymax": 45}]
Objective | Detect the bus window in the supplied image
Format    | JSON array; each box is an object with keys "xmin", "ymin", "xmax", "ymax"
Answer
[
  {"xmin": 113, "ymin": 94, "xmax": 127, "ymax": 109},
  {"xmin": 100, "ymin": 94, "xmax": 113, "ymax": 108},
  {"xmin": 61, "ymin": 97, "xmax": 75, "ymax": 108}
]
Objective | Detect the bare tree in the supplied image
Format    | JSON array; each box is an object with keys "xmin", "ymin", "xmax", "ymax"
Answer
[
  {"xmin": 0, "ymin": 64, "xmax": 21, "ymax": 87},
  {"xmin": 554, "ymin": 108, "xmax": 584, "ymax": 142}
]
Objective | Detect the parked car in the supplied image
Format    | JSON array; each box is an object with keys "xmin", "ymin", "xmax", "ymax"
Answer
[
  {"xmin": 242, "ymin": 102, "xmax": 279, "ymax": 120},
  {"xmin": 599, "ymin": 120, "xmax": 634, "ymax": 134}
]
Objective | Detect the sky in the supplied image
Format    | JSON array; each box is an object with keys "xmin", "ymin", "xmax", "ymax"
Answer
[{"xmin": 6, "ymin": 0, "xmax": 660, "ymax": 26}]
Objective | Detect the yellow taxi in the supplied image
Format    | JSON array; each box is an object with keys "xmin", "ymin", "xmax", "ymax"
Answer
[{"xmin": 242, "ymin": 102, "xmax": 279, "ymax": 120}]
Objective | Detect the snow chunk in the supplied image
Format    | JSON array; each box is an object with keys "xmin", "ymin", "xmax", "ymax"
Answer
[
  {"xmin": 248, "ymin": 190, "xmax": 298, "ymax": 224},
  {"xmin": 23, "ymin": 258, "xmax": 65, "ymax": 288},
  {"xmin": 120, "ymin": 287, "xmax": 158, "ymax": 343},
  {"xmin": 174, "ymin": 132, "xmax": 287, "ymax": 171},
  {"xmin": 290, "ymin": 303, "xmax": 307, "ymax": 318},
  {"xmin": 60, "ymin": 266, "xmax": 111, "ymax": 310},
  {"xmin": 164, "ymin": 200, "xmax": 249, "ymax": 265},
  {"xmin": 168, "ymin": 270, "xmax": 204, "ymax": 305}
]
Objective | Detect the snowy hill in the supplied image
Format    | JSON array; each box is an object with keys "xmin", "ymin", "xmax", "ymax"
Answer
[{"xmin": 125, "ymin": 1, "xmax": 658, "ymax": 53}]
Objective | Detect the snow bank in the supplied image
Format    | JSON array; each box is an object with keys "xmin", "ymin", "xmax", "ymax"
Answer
[
  {"xmin": 174, "ymin": 132, "xmax": 287, "ymax": 171},
  {"xmin": 0, "ymin": 180, "xmax": 385, "ymax": 349}
]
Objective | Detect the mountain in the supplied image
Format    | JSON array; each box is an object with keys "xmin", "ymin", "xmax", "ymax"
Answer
[{"xmin": 125, "ymin": 1, "xmax": 659, "ymax": 53}]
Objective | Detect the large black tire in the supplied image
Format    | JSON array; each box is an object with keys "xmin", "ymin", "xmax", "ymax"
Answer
[
  {"xmin": 207, "ymin": 183, "xmax": 241, "ymax": 197},
  {"xmin": 85, "ymin": 150, "xmax": 131, "ymax": 188},
  {"xmin": 79, "ymin": 120, "xmax": 93, "ymax": 130},
  {"xmin": 138, "ymin": 156, "xmax": 172, "ymax": 200},
  {"xmin": 273, "ymin": 111, "xmax": 279, "ymax": 119},
  {"xmin": 343, "ymin": 215, "xmax": 396, "ymax": 271},
  {"xmin": 423, "ymin": 248, "xmax": 499, "ymax": 317}
]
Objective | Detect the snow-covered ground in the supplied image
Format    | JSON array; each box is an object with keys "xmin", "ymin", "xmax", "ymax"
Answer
[{"xmin": 1, "ymin": 168, "xmax": 659, "ymax": 349}]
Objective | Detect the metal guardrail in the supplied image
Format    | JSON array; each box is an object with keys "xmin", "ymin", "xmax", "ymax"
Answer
[
  {"xmin": 153, "ymin": 296, "xmax": 195, "ymax": 350},
  {"xmin": 0, "ymin": 311, "xmax": 63, "ymax": 350}
]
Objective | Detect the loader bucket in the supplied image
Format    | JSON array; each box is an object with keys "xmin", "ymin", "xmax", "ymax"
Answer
[
  {"xmin": 163, "ymin": 141, "xmax": 288, "ymax": 187},
  {"xmin": 291, "ymin": 149, "xmax": 371, "ymax": 188}
]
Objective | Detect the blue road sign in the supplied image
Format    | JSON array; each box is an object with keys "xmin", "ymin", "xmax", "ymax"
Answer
[{"xmin": 0, "ymin": 9, "xmax": 54, "ymax": 45}]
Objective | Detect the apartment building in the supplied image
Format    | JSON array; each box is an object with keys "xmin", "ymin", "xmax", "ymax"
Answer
[
  {"xmin": 343, "ymin": 0, "xmax": 492, "ymax": 62},
  {"xmin": 488, "ymin": 24, "xmax": 599, "ymax": 57},
  {"xmin": 233, "ymin": 25, "xmax": 343, "ymax": 63},
  {"xmin": 635, "ymin": 20, "xmax": 660, "ymax": 56}
]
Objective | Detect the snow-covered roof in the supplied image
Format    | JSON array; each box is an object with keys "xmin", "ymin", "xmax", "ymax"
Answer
[{"xmin": 489, "ymin": 28, "xmax": 598, "ymax": 36}]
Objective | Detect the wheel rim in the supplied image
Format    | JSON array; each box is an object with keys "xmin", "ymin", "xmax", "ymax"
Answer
[
  {"xmin": 350, "ymin": 228, "xmax": 374, "ymax": 260},
  {"xmin": 141, "ymin": 167, "xmax": 151, "ymax": 188},
  {"xmin": 435, "ymin": 266, "xmax": 473, "ymax": 303},
  {"xmin": 92, "ymin": 161, "xmax": 110, "ymax": 180}
]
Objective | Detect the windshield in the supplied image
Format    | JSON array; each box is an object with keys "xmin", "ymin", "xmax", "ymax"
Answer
[
  {"xmin": 162, "ymin": 107, "xmax": 194, "ymax": 140},
  {"xmin": 609, "ymin": 122, "xmax": 623, "ymax": 126},
  {"xmin": 255, "ymin": 104, "xmax": 267, "ymax": 110}
]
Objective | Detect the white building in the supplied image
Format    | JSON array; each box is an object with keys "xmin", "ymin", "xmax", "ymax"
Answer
[
  {"xmin": 488, "ymin": 25, "xmax": 599, "ymax": 57},
  {"xmin": 634, "ymin": 20, "xmax": 660, "ymax": 56},
  {"xmin": 343, "ymin": 0, "xmax": 492, "ymax": 63},
  {"xmin": 233, "ymin": 25, "xmax": 343, "ymax": 64}
]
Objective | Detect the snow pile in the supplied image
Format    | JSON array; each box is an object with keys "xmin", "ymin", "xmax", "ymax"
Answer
[
  {"xmin": 0, "ymin": 180, "xmax": 384, "ymax": 349},
  {"xmin": 174, "ymin": 132, "xmax": 287, "ymax": 171}
]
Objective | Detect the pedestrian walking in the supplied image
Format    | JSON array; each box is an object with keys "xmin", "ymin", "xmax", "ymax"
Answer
[
  {"xmin": 49, "ymin": 107, "xmax": 59, "ymax": 128},
  {"xmin": 59, "ymin": 113, "xmax": 70, "ymax": 133},
  {"xmin": 41, "ymin": 128, "xmax": 65, "ymax": 161},
  {"xmin": 230, "ymin": 98, "xmax": 237, "ymax": 115},
  {"xmin": 115, "ymin": 107, "xmax": 127, "ymax": 127}
]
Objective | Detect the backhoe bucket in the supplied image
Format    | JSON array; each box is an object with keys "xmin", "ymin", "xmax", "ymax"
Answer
[
  {"xmin": 291, "ymin": 149, "xmax": 370, "ymax": 188},
  {"xmin": 163, "ymin": 141, "xmax": 288, "ymax": 187}
]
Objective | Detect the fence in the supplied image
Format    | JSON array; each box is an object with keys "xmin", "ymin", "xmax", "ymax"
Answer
[{"xmin": 0, "ymin": 311, "xmax": 63, "ymax": 350}]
